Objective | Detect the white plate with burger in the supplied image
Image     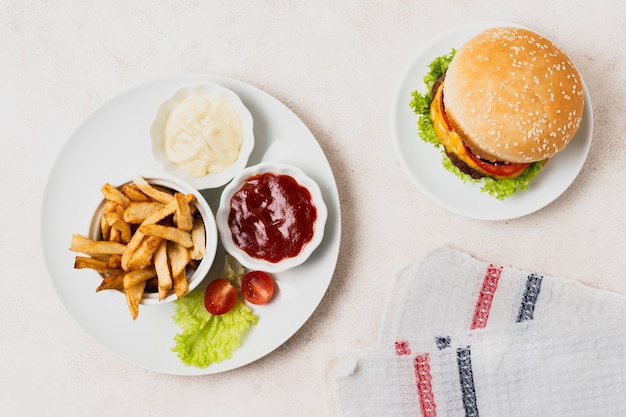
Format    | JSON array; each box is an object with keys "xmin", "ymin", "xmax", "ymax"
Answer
[{"xmin": 391, "ymin": 21, "xmax": 593, "ymax": 220}]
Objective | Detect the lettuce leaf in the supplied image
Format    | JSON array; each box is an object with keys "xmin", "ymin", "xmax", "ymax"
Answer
[
  {"xmin": 171, "ymin": 290, "xmax": 258, "ymax": 368},
  {"xmin": 409, "ymin": 49, "xmax": 455, "ymax": 149},
  {"xmin": 409, "ymin": 49, "xmax": 543, "ymax": 200}
]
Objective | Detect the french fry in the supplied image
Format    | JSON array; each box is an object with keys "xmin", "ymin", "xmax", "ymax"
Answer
[
  {"xmin": 123, "ymin": 267, "xmax": 157, "ymax": 289},
  {"xmin": 190, "ymin": 218, "xmax": 206, "ymax": 260},
  {"xmin": 154, "ymin": 241, "xmax": 172, "ymax": 300},
  {"xmin": 96, "ymin": 274, "xmax": 124, "ymax": 292},
  {"xmin": 167, "ymin": 242, "xmax": 190, "ymax": 277},
  {"xmin": 134, "ymin": 176, "xmax": 174, "ymax": 204},
  {"xmin": 123, "ymin": 183, "xmax": 151, "ymax": 202},
  {"xmin": 168, "ymin": 241, "xmax": 190, "ymax": 299},
  {"xmin": 123, "ymin": 201, "xmax": 163, "ymax": 224},
  {"xmin": 125, "ymin": 280, "xmax": 147, "ymax": 320},
  {"xmin": 120, "ymin": 230, "xmax": 145, "ymax": 272},
  {"xmin": 174, "ymin": 192, "xmax": 194, "ymax": 232},
  {"xmin": 138, "ymin": 224, "xmax": 193, "ymax": 248},
  {"xmin": 100, "ymin": 213, "xmax": 111, "ymax": 241},
  {"xmin": 126, "ymin": 235, "xmax": 163, "ymax": 270},
  {"xmin": 141, "ymin": 198, "xmax": 178, "ymax": 225},
  {"xmin": 74, "ymin": 256, "xmax": 124, "ymax": 276},
  {"xmin": 173, "ymin": 270, "xmax": 188, "ymax": 300},
  {"xmin": 70, "ymin": 234, "xmax": 126, "ymax": 256},
  {"xmin": 101, "ymin": 183, "xmax": 131, "ymax": 208}
]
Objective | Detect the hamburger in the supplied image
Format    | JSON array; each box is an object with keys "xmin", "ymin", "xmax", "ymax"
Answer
[{"xmin": 410, "ymin": 26, "xmax": 585, "ymax": 199}]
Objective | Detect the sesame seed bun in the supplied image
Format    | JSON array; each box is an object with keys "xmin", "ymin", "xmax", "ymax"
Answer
[{"xmin": 443, "ymin": 27, "xmax": 585, "ymax": 163}]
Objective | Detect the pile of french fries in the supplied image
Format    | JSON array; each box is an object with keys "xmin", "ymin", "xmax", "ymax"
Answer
[{"xmin": 70, "ymin": 176, "xmax": 207, "ymax": 320}]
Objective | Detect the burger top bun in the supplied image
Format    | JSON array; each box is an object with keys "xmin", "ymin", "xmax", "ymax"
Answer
[{"xmin": 443, "ymin": 26, "xmax": 585, "ymax": 164}]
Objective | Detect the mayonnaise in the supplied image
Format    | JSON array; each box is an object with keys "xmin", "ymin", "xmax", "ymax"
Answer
[{"xmin": 164, "ymin": 95, "xmax": 243, "ymax": 177}]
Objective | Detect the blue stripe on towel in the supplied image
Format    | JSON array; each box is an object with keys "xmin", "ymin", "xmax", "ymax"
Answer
[
  {"xmin": 457, "ymin": 346, "xmax": 479, "ymax": 417},
  {"xmin": 517, "ymin": 273, "xmax": 543, "ymax": 322}
]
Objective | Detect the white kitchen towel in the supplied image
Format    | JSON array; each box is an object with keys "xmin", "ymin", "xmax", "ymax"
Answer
[
  {"xmin": 327, "ymin": 247, "xmax": 626, "ymax": 417},
  {"xmin": 380, "ymin": 247, "xmax": 626, "ymax": 343},
  {"xmin": 328, "ymin": 315, "xmax": 626, "ymax": 417}
]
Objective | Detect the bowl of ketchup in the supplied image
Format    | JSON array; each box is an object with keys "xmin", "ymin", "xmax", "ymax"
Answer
[{"xmin": 216, "ymin": 161, "xmax": 327, "ymax": 273}]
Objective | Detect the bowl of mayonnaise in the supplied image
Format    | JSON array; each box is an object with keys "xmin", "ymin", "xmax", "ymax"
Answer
[{"xmin": 150, "ymin": 81, "xmax": 255, "ymax": 190}]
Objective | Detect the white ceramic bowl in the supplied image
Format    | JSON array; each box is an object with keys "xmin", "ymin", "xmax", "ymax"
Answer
[
  {"xmin": 216, "ymin": 162, "xmax": 327, "ymax": 273},
  {"xmin": 89, "ymin": 174, "xmax": 218, "ymax": 304},
  {"xmin": 149, "ymin": 82, "xmax": 255, "ymax": 190}
]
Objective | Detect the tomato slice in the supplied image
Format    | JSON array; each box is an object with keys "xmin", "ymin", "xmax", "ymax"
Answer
[
  {"xmin": 241, "ymin": 271, "xmax": 275, "ymax": 305},
  {"xmin": 439, "ymin": 88, "xmax": 455, "ymax": 131},
  {"xmin": 461, "ymin": 141, "xmax": 530, "ymax": 178},
  {"xmin": 204, "ymin": 278, "xmax": 238, "ymax": 315}
]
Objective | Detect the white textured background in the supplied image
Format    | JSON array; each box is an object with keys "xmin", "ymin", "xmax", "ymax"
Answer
[{"xmin": 3, "ymin": 1, "xmax": 626, "ymax": 416}]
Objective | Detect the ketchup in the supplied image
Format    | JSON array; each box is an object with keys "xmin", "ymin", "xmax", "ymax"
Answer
[{"xmin": 228, "ymin": 172, "xmax": 317, "ymax": 263}]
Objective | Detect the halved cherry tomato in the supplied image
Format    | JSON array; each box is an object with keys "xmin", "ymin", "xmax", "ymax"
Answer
[
  {"xmin": 204, "ymin": 278, "xmax": 238, "ymax": 315},
  {"xmin": 241, "ymin": 271, "xmax": 275, "ymax": 305}
]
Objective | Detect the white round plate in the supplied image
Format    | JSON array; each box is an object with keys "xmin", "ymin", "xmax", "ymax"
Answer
[
  {"xmin": 390, "ymin": 21, "xmax": 593, "ymax": 221},
  {"xmin": 41, "ymin": 75, "xmax": 341, "ymax": 375}
]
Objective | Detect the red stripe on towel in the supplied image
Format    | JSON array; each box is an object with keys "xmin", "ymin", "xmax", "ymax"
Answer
[
  {"xmin": 395, "ymin": 340, "xmax": 411, "ymax": 356},
  {"xmin": 471, "ymin": 264, "xmax": 503, "ymax": 329},
  {"xmin": 414, "ymin": 353, "xmax": 437, "ymax": 417}
]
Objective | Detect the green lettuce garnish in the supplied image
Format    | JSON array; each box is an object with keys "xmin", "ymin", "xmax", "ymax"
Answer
[
  {"xmin": 171, "ymin": 256, "xmax": 258, "ymax": 368},
  {"xmin": 409, "ymin": 49, "xmax": 542, "ymax": 200}
]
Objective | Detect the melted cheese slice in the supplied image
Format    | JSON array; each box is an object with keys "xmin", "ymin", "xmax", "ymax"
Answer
[{"xmin": 430, "ymin": 82, "xmax": 485, "ymax": 173}]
